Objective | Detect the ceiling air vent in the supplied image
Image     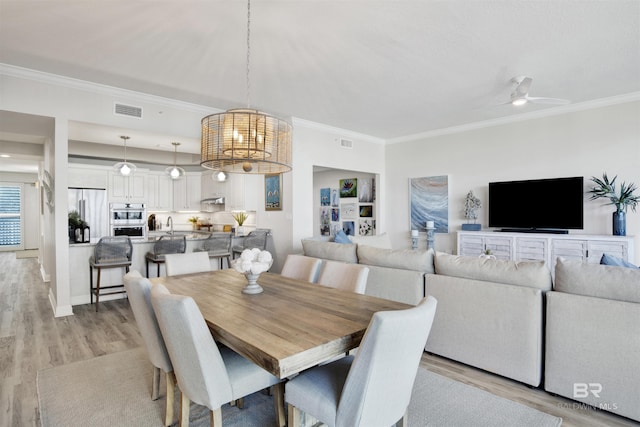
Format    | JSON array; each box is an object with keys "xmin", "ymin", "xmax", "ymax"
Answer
[
  {"xmin": 114, "ymin": 103, "xmax": 143, "ymax": 119},
  {"xmin": 339, "ymin": 138, "xmax": 353, "ymax": 149}
]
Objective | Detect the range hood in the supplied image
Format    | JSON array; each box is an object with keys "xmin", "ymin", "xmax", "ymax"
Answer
[{"xmin": 201, "ymin": 196, "xmax": 225, "ymax": 205}]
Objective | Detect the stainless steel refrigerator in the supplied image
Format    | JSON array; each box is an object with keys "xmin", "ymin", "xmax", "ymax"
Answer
[{"xmin": 68, "ymin": 187, "xmax": 108, "ymax": 242}]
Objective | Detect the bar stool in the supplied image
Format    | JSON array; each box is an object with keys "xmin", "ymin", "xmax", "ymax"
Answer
[
  {"xmin": 145, "ymin": 235, "xmax": 186, "ymax": 277},
  {"xmin": 89, "ymin": 236, "xmax": 133, "ymax": 312},
  {"xmin": 231, "ymin": 229, "xmax": 270, "ymax": 259},
  {"xmin": 194, "ymin": 232, "xmax": 232, "ymax": 269}
]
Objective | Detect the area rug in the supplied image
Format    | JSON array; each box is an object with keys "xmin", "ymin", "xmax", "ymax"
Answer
[
  {"xmin": 15, "ymin": 249, "xmax": 38, "ymax": 259},
  {"xmin": 37, "ymin": 347, "xmax": 562, "ymax": 427}
]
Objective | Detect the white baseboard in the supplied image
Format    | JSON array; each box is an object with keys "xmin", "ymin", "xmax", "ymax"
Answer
[{"xmin": 48, "ymin": 288, "xmax": 73, "ymax": 317}]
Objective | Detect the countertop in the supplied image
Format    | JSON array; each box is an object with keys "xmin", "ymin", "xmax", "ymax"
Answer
[{"xmin": 69, "ymin": 232, "xmax": 213, "ymax": 247}]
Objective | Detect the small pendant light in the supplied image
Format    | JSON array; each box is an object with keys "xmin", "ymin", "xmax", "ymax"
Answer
[
  {"xmin": 113, "ymin": 135, "xmax": 136, "ymax": 176},
  {"xmin": 166, "ymin": 142, "xmax": 186, "ymax": 180}
]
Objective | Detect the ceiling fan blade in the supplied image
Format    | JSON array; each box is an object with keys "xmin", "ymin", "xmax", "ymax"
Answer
[{"xmin": 527, "ymin": 96, "xmax": 570, "ymax": 105}]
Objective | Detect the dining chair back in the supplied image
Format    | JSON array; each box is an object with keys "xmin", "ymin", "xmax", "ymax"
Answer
[
  {"xmin": 164, "ymin": 252, "xmax": 211, "ymax": 276},
  {"xmin": 285, "ymin": 296, "xmax": 438, "ymax": 427},
  {"xmin": 281, "ymin": 254, "xmax": 323, "ymax": 283},
  {"xmin": 194, "ymin": 232, "xmax": 233, "ymax": 269},
  {"xmin": 151, "ymin": 284, "xmax": 285, "ymax": 426},
  {"xmin": 123, "ymin": 270, "xmax": 175, "ymax": 426},
  {"xmin": 317, "ymin": 260, "xmax": 369, "ymax": 294}
]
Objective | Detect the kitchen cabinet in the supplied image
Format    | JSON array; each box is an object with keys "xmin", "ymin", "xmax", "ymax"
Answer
[
  {"xmin": 145, "ymin": 173, "xmax": 173, "ymax": 211},
  {"xmin": 68, "ymin": 165, "xmax": 108, "ymax": 189},
  {"xmin": 225, "ymin": 174, "xmax": 260, "ymax": 211},
  {"xmin": 173, "ymin": 173, "xmax": 201, "ymax": 211},
  {"xmin": 108, "ymin": 171, "xmax": 145, "ymax": 203}
]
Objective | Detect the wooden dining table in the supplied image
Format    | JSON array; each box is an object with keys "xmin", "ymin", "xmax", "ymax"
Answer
[{"xmin": 150, "ymin": 268, "xmax": 412, "ymax": 379}]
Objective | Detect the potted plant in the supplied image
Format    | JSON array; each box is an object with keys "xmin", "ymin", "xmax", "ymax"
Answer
[
  {"xmin": 462, "ymin": 190, "xmax": 482, "ymax": 231},
  {"xmin": 68, "ymin": 210, "xmax": 86, "ymax": 242},
  {"xmin": 232, "ymin": 211, "xmax": 248, "ymax": 235},
  {"xmin": 588, "ymin": 173, "xmax": 639, "ymax": 236},
  {"xmin": 188, "ymin": 216, "xmax": 199, "ymax": 230}
]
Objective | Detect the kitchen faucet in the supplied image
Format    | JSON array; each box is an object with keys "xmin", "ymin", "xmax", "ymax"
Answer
[{"xmin": 166, "ymin": 216, "xmax": 173, "ymax": 235}]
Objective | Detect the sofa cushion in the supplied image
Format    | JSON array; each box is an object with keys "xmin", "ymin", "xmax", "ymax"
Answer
[
  {"xmin": 348, "ymin": 233, "xmax": 392, "ymax": 249},
  {"xmin": 357, "ymin": 245, "xmax": 434, "ymax": 273},
  {"xmin": 301, "ymin": 239, "xmax": 358, "ymax": 263},
  {"xmin": 434, "ymin": 252, "xmax": 552, "ymax": 291},
  {"xmin": 555, "ymin": 257, "xmax": 640, "ymax": 303}
]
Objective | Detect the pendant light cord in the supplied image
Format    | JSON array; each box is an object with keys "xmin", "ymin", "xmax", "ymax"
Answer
[{"xmin": 246, "ymin": 0, "xmax": 251, "ymax": 108}]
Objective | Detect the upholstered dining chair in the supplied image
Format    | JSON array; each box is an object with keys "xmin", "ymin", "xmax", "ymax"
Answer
[
  {"xmin": 231, "ymin": 229, "xmax": 270, "ymax": 259},
  {"xmin": 317, "ymin": 260, "xmax": 370, "ymax": 294},
  {"xmin": 123, "ymin": 271, "xmax": 176, "ymax": 427},
  {"xmin": 194, "ymin": 232, "xmax": 232, "ymax": 269},
  {"xmin": 164, "ymin": 252, "xmax": 211, "ymax": 276},
  {"xmin": 145, "ymin": 235, "xmax": 186, "ymax": 277},
  {"xmin": 285, "ymin": 296, "xmax": 438, "ymax": 427},
  {"xmin": 280, "ymin": 254, "xmax": 323, "ymax": 283},
  {"xmin": 150, "ymin": 283, "xmax": 285, "ymax": 427}
]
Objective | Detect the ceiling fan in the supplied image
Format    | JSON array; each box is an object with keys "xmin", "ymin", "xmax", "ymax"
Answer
[{"xmin": 508, "ymin": 76, "xmax": 570, "ymax": 106}]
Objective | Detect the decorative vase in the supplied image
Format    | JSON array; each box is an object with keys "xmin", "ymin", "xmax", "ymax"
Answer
[
  {"xmin": 237, "ymin": 225, "xmax": 244, "ymax": 236},
  {"xmin": 242, "ymin": 273, "xmax": 264, "ymax": 294},
  {"xmin": 613, "ymin": 211, "xmax": 626, "ymax": 236}
]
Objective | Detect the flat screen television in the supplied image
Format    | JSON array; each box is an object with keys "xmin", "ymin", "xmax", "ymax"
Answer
[{"xmin": 488, "ymin": 176, "xmax": 584, "ymax": 233}]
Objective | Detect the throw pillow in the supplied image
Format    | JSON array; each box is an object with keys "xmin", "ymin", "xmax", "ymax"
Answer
[
  {"xmin": 334, "ymin": 230, "xmax": 351, "ymax": 244},
  {"xmin": 600, "ymin": 253, "xmax": 639, "ymax": 269}
]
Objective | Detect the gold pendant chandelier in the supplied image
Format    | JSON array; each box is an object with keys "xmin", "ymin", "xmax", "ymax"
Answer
[{"xmin": 200, "ymin": 0, "xmax": 292, "ymax": 174}]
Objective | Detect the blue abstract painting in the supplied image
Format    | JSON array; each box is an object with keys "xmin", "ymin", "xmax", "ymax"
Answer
[{"xmin": 410, "ymin": 175, "xmax": 449, "ymax": 233}]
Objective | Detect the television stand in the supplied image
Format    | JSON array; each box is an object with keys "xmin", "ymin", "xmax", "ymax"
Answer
[{"xmin": 498, "ymin": 228, "xmax": 568, "ymax": 234}]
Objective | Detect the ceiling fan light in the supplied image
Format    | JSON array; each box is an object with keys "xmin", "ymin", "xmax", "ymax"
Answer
[{"xmin": 512, "ymin": 97, "xmax": 528, "ymax": 106}]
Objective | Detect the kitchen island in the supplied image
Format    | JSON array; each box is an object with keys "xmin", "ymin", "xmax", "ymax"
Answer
[{"xmin": 68, "ymin": 233, "xmax": 213, "ymax": 306}]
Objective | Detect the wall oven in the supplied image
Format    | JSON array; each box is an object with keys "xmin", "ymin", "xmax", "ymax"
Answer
[{"xmin": 109, "ymin": 203, "xmax": 147, "ymax": 239}]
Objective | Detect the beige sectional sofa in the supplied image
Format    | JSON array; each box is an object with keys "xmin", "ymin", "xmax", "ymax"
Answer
[
  {"xmin": 545, "ymin": 258, "xmax": 640, "ymax": 422},
  {"xmin": 425, "ymin": 252, "xmax": 552, "ymax": 387},
  {"xmin": 301, "ymin": 238, "xmax": 432, "ymax": 305}
]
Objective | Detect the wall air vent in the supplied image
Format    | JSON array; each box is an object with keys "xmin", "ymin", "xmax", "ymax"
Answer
[
  {"xmin": 114, "ymin": 103, "xmax": 143, "ymax": 119},
  {"xmin": 339, "ymin": 138, "xmax": 353, "ymax": 149}
]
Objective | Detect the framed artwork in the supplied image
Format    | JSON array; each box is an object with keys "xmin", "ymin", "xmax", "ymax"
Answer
[
  {"xmin": 320, "ymin": 187, "xmax": 331, "ymax": 206},
  {"xmin": 265, "ymin": 174, "xmax": 282, "ymax": 211},
  {"xmin": 358, "ymin": 178, "xmax": 374, "ymax": 203},
  {"xmin": 341, "ymin": 203, "xmax": 358, "ymax": 219},
  {"xmin": 330, "ymin": 223, "xmax": 341, "ymax": 236},
  {"xmin": 409, "ymin": 175, "xmax": 449, "ymax": 233},
  {"xmin": 320, "ymin": 207, "xmax": 331, "ymax": 235},
  {"xmin": 359, "ymin": 205, "xmax": 373, "ymax": 217},
  {"xmin": 331, "ymin": 208, "xmax": 340, "ymax": 222},
  {"xmin": 331, "ymin": 189, "xmax": 339, "ymax": 207},
  {"xmin": 342, "ymin": 220, "xmax": 355, "ymax": 236},
  {"xmin": 339, "ymin": 178, "xmax": 358, "ymax": 198},
  {"xmin": 359, "ymin": 219, "xmax": 375, "ymax": 236}
]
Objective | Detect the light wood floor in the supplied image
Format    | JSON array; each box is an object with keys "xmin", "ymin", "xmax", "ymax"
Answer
[{"xmin": 1, "ymin": 252, "xmax": 637, "ymax": 427}]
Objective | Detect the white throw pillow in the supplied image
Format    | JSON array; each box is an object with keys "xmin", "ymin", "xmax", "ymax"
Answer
[{"xmin": 348, "ymin": 233, "xmax": 392, "ymax": 249}]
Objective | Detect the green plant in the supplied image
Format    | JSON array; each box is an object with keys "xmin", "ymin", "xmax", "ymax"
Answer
[
  {"xmin": 232, "ymin": 211, "xmax": 248, "ymax": 226},
  {"xmin": 483, "ymin": 248, "xmax": 492, "ymax": 255},
  {"xmin": 188, "ymin": 216, "xmax": 199, "ymax": 224},
  {"xmin": 68, "ymin": 210, "xmax": 84, "ymax": 227},
  {"xmin": 588, "ymin": 173, "xmax": 639, "ymax": 213}
]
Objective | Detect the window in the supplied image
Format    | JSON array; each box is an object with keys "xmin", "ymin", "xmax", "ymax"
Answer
[{"xmin": 0, "ymin": 184, "xmax": 22, "ymax": 248}]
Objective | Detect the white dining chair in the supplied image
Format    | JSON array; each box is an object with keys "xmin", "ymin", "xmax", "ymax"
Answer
[
  {"xmin": 317, "ymin": 260, "xmax": 369, "ymax": 294},
  {"xmin": 150, "ymin": 283, "xmax": 285, "ymax": 427},
  {"xmin": 164, "ymin": 252, "xmax": 211, "ymax": 277},
  {"xmin": 280, "ymin": 254, "xmax": 323, "ymax": 283},
  {"xmin": 285, "ymin": 296, "xmax": 438, "ymax": 427},
  {"xmin": 123, "ymin": 271, "xmax": 176, "ymax": 426}
]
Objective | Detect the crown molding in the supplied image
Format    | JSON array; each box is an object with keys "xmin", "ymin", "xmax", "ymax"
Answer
[
  {"xmin": 387, "ymin": 92, "xmax": 640, "ymax": 144},
  {"xmin": 0, "ymin": 63, "xmax": 221, "ymax": 115},
  {"xmin": 291, "ymin": 117, "xmax": 386, "ymax": 145}
]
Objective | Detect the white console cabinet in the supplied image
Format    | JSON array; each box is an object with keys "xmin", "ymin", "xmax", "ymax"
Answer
[{"xmin": 458, "ymin": 231, "xmax": 634, "ymax": 271}]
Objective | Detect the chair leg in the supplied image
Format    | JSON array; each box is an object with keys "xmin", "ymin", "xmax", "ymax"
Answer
[
  {"xmin": 180, "ymin": 391, "xmax": 190, "ymax": 427},
  {"xmin": 152, "ymin": 366, "xmax": 161, "ymax": 400},
  {"xmin": 272, "ymin": 383, "xmax": 285, "ymax": 427},
  {"xmin": 95, "ymin": 267, "xmax": 101, "ymax": 312},
  {"xmin": 157, "ymin": 261, "xmax": 161, "ymax": 277},
  {"xmin": 235, "ymin": 398, "xmax": 244, "ymax": 409},
  {"xmin": 89, "ymin": 265, "xmax": 94, "ymax": 305},
  {"xmin": 287, "ymin": 403, "xmax": 301, "ymax": 427},
  {"xmin": 210, "ymin": 407, "xmax": 222, "ymax": 427},
  {"xmin": 165, "ymin": 372, "xmax": 176, "ymax": 427},
  {"xmin": 146, "ymin": 259, "xmax": 150, "ymax": 278}
]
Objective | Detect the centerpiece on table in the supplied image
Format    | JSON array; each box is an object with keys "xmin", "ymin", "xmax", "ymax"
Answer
[
  {"xmin": 588, "ymin": 173, "xmax": 639, "ymax": 236},
  {"xmin": 232, "ymin": 248, "xmax": 273, "ymax": 294}
]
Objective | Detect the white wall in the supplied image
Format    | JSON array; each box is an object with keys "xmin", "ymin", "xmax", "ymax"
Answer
[{"xmin": 385, "ymin": 100, "xmax": 640, "ymax": 264}]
